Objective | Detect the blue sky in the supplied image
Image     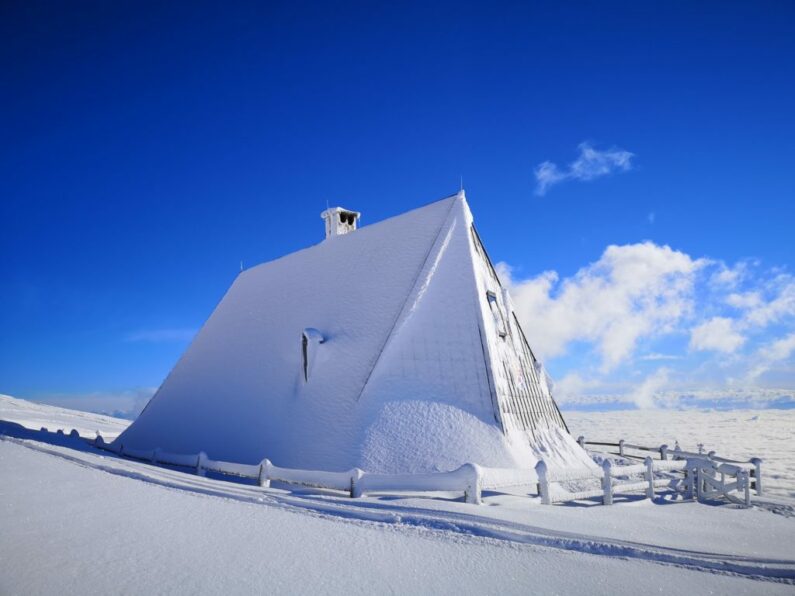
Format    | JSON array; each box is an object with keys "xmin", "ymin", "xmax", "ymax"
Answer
[{"xmin": 1, "ymin": 2, "xmax": 794, "ymax": 414}]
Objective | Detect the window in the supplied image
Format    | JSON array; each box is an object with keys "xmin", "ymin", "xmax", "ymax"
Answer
[
  {"xmin": 301, "ymin": 328, "xmax": 325, "ymax": 381},
  {"xmin": 487, "ymin": 290, "xmax": 507, "ymax": 338}
]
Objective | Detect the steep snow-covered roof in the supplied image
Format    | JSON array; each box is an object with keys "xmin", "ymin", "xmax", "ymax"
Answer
[{"xmin": 117, "ymin": 192, "xmax": 584, "ymax": 473}]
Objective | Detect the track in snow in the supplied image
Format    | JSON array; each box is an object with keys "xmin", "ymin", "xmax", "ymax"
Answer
[{"xmin": 2, "ymin": 430, "xmax": 794, "ymax": 585}]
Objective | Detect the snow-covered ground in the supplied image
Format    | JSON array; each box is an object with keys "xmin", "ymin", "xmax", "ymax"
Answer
[
  {"xmin": 1, "ymin": 396, "xmax": 794, "ymax": 594},
  {"xmin": 0, "ymin": 394, "xmax": 129, "ymax": 440},
  {"xmin": 567, "ymin": 408, "xmax": 795, "ymax": 499}
]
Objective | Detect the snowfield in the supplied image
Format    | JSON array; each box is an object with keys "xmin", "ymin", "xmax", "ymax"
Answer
[
  {"xmin": 1, "ymin": 395, "xmax": 794, "ymax": 595},
  {"xmin": 0, "ymin": 394, "xmax": 128, "ymax": 440}
]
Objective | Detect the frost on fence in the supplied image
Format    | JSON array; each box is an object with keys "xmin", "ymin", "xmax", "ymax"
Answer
[{"xmin": 93, "ymin": 435, "xmax": 485, "ymax": 504}]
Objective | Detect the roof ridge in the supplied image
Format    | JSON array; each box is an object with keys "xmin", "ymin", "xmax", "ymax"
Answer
[
  {"xmin": 242, "ymin": 193, "xmax": 463, "ymax": 276},
  {"xmin": 353, "ymin": 196, "xmax": 460, "ymax": 402}
]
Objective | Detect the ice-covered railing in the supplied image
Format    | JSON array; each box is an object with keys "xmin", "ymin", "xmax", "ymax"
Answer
[
  {"xmin": 575, "ymin": 435, "xmax": 763, "ymax": 496},
  {"xmin": 38, "ymin": 428, "xmax": 762, "ymax": 508},
  {"xmin": 532, "ymin": 435, "xmax": 763, "ymax": 507},
  {"xmin": 93, "ymin": 434, "xmax": 485, "ymax": 504},
  {"xmin": 535, "ymin": 458, "xmax": 694, "ymax": 505}
]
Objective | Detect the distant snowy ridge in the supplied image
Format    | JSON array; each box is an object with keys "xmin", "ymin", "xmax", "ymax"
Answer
[
  {"xmin": 560, "ymin": 387, "xmax": 795, "ymax": 411},
  {"xmin": 0, "ymin": 394, "xmax": 129, "ymax": 440}
]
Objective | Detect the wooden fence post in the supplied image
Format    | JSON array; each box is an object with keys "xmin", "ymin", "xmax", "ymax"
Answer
[
  {"xmin": 685, "ymin": 462, "xmax": 697, "ymax": 499},
  {"xmin": 742, "ymin": 469, "xmax": 751, "ymax": 507},
  {"xmin": 602, "ymin": 460, "xmax": 613, "ymax": 505},
  {"xmin": 618, "ymin": 440, "xmax": 625, "ymax": 457},
  {"xmin": 659, "ymin": 444, "xmax": 668, "ymax": 461},
  {"xmin": 577, "ymin": 435, "xmax": 585, "ymax": 449},
  {"xmin": 644, "ymin": 457, "xmax": 655, "ymax": 499},
  {"xmin": 749, "ymin": 458, "xmax": 762, "ymax": 495},
  {"xmin": 695, "ymin": 461, "xmax": 706, "ymax": 501},
  {"xmin": 462, "ymin": 464, "xmax": 482, "ymax": 505},
  {"xmin": 535, "ymin": 460, "xmax": 551, "ymax": 505},
  {"xmin": 196, "ymin": 452, "xmax": 207, "ymax": 477},
  {"xmin": 350, "ymin": 468, "xmax": 365, "ymax": 499},
  {"xmin": 258, "ymin": 459, "xmax": 272, "ymax": 488}
]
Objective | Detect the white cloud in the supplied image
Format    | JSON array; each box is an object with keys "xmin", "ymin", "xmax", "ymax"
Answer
[
  {"xmin": 126, "ymin": 328, "xmax": 197, "ymax": 343},
  {"xmin": 761, "ymin": 333, "xmax": 795, "ymax": 361},
  {"xmin": 639, "ymin": 353, "xmax": 682, "ymax": 361},
  {"xmin": 553, "ymin": 373, "xmax": 601, "ymax": 404},
  {"xmin": 533, "ymin": 162, "xmax": 568, "ymax": 196},
  {"xmin": 499, "ymin": 242, "xmax": 706, "ymax": 370},
  {"xmin": 726, "ymin": 291, "xmax": 763, "ymax": 310},
  {"xmin": 741, "ymin": 275, "xmax": 795, "ymax": 328},
  {"xmin": 631, "ymin": 367, "xmax": 670, "ymax": 409},
  {"xmin": 747, "ymin": 333, "xmax": 795, "ymax": 381},
  {"xmin": 502, "ymin": 243, "xmax": 795, "ymax": 408},
  {"xmin": 709, "ymin": 262, "xmax": 749, "ymax": 288},
  {"xmin": 689, "ymin": 317, "xmax": 746, "ymax": 353},
  {"xmin": 534, "ymin": 142, "xmax": 634, "ymax": 196}
]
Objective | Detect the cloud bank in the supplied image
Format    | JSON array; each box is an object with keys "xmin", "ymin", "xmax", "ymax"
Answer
[
  {"xmin": 498, "ymin": 242, "xmax": 705, "ymax": 370},
  {"xmin": 499, "ymin": 243, "xmax": 795, "ymax": 409}
]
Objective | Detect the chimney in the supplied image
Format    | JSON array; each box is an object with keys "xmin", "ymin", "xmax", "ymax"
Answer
[{"xmin": 320, "ymin": 207, "xmax": 360, "ymax": 239}]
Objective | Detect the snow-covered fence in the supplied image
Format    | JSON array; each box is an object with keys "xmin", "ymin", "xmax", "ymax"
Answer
[
  {"xmin": 355, "ymin": 464, "xmax": 483, "ymax": 504},
  {"xmin": 535, "ymin": 458, "xmax": 688, "ymax": 505},
  {"xmin": 692, "ymin": 461, "xmax": 753, "ymax": 507},
  {"xmin": 576, "ymin": 436, "xmax": 763, "ymax": 496},
  {"xmin": 94, "ymin": 436, "xmax": 483, "ymax": 504},
  {"xmin": 536, "ymin": 455, "xmax": 756, "ymax": 507},
  {"xmin": 259, "ymin": 460, "xmax": 362, "ymax": 496},
  {"xmin": 77, "ymin": 430, "xmax": 757, "ymax": 508}
]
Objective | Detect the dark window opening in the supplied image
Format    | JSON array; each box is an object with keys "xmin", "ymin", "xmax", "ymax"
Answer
[
  {"xmin": 487, "ymin": 290, "xmax": 508, "ymax": 338},
  {"xmin": 302, "ymin": 334, "xmax": 309, "ymax": 381}
]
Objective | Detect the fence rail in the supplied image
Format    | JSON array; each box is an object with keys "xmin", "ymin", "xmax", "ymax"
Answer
[
  {"xmin": 28, "ymin": 427, "xmax": 763, "ymax": 509},
  {"xmin": 575, "ymin": 435, "xmax": 762, "ymax": 496},
  {"xmin": 95, "ymin": 435, "xmax": 485, "ymax": 504},
  {"xmin": 536, "ymin": 457, "xmax": 691, "ymax": 505}
]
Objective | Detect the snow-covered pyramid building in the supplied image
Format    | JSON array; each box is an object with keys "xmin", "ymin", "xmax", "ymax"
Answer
[{"xmin": 115, "ymin": 192, "xmax": 585, "ymax": 473}]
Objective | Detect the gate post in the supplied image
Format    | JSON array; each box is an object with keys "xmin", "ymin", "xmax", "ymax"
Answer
[
  {"xmin": 535, "ymin": 460, "xmax": 551, "ymax": 505},
  {"xmin": 750, "ymin": 458, "xmax": 763, "ymax": 495},
  {"xmin": 644, "ymin": 457, "xmax": 655, "ymax": 499},
  {"xmin": 742, "ymin": 469, "xmax": 751, "ymax": 507},
  {"xmin": 258, "ymin": 458, "xmax": 272, "ymax": 488},
  {"xmin": 602, "ymin": 460, "xmax": 613, "ymax": 505},
  {"xmin": 196, "ymin": 452, "xmax": 207, "ymax": 477},
  {"xmin": 350, "ymin": 468, "xmax": 365, "ymax": 499}
]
